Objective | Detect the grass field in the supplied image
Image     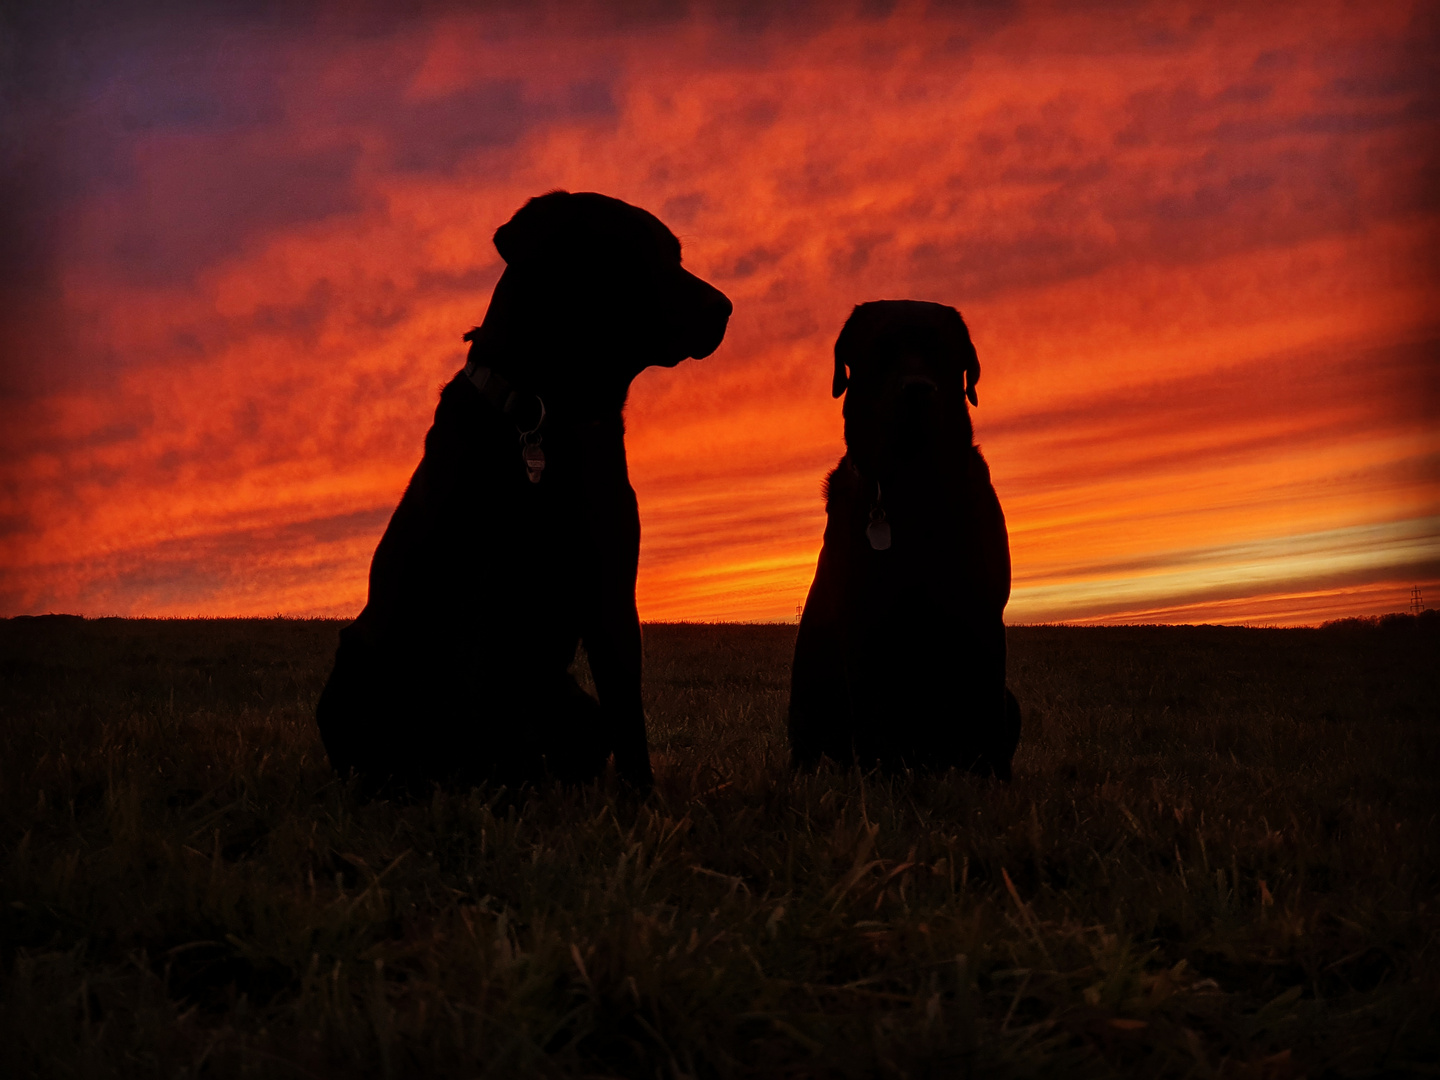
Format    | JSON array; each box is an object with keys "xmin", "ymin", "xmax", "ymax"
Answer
[{"xmin": 1, "ymin": 616, "xmax": 1436, "ymax": 1078}]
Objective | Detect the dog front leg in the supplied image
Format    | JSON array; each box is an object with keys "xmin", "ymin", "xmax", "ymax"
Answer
[
  {"xmin": 577, "ymin": 458, "xmax": 653, "ymax": 792},
  {"xmin": 583, "ymin": 592, "xmax": 652, "ymax": 791},
  {"xmin": 788, "ymin": 548, "xmax": 854, "ymax": 769}
]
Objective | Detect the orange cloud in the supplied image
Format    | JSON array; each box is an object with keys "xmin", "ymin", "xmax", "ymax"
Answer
[{"xmin": 1, "ymin": 1, "xmax": 1436, "ymax": 625}]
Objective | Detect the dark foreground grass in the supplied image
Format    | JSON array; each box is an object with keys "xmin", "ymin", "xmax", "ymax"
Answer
[{"xmin": 1, "ymin": 617, "xmax": 1436, "ymax": 1078}]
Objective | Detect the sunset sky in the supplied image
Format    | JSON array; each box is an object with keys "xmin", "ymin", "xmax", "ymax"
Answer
[{"xmin": 1, "ymin": 0, "xmax": 1436, "ymax": 625}]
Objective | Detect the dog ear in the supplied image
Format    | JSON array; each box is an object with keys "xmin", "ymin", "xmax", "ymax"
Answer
[
  {"xmin": 949, "ymin": 307, "xmax": 981, "ymax": 407},
  {"xmin": 832, "ymin": 305, "xmax": 867, "ymax": 398},
  {"xmin": 493, "ymin": 190, "xmax": 572, "ymax": 266}
]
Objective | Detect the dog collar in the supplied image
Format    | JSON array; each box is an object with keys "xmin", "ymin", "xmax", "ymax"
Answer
[
  {"xmin": 464, "ymin": 359, "xmax": 547, "ymax": 484},
  {"xmin": 464, "ymin": 359, "xmax": 521, "ymax": 413}
]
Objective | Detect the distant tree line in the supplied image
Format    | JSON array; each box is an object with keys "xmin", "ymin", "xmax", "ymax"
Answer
[{"xmin": 1321, "ymin": 608, "xmax": 1438, "ymax": 632}]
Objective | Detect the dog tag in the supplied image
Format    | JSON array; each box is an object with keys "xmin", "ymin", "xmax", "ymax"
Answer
[
  {"xmin": 866, "ymin": 518, "xmax": 891, "ymax": 550},
  {"xmin": 522, "ymin": 439, "xmax": 545, "ymax": 483}
]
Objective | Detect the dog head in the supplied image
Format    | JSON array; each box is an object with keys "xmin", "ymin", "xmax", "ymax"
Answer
[
  {"xmin": 832, "ymin": 300, "xmax": 981, "ymax": 479},
  {"xmin": 467, "ymin": 191, "xmax": 732, "ymax": 415}
]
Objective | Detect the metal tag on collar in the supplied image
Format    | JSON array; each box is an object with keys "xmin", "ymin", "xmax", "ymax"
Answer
[
  {"xmin": 521, "ymin": 435, "xmax": 545, "ymax": 483},
  {"xmin": 866, "ymin": 482, "xmax": 891, "ymax": 550},
  {"xmin": 866, "ymin": 515, "xmax": 891, "ymax": 551},
  {"xmin": 518, "ymin": 397, "xmax": 547, "ymax": 484}
]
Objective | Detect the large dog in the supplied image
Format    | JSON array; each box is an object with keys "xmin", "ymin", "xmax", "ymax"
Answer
[
  {"xmin": 316, "ymin": 191, "xmax": 731, "ymax": 794},
  {"xmin": 788, "ymin": 301, "xmax": 1021, "ymax": 778}
]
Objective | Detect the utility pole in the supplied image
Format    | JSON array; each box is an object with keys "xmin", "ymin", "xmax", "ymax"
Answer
[{"xmin": 1411, "ymin": 586, "xmax": 1424, "ymax": 616}]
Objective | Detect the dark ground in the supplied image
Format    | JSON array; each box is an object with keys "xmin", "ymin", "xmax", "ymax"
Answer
[{"xmin": 1, "ymin": 616, "xmax": 1436, "ymax": 1077}]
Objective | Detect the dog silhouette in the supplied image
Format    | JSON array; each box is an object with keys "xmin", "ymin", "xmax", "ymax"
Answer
[
  {"xmin": 316, "ymin": 191, "xmax": 732, "ymax": 794},
  {"xmin": 788, "ymin": 301, "xmax": 1021, "ymax": 778}
]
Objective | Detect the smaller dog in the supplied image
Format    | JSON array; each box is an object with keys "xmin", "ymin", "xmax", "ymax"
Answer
[{"xmin": 788, "ymin": 301, "xmax": 1021, "ymax": 777}]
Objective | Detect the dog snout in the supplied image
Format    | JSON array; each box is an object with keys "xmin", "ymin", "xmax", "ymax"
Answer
[
  {"xmin": 898, "ymin": 376, "xmax": 937, "ymax": 419},
  {"xmin": 687, "ymin": 278, "xmax": 733, "ymax": 360}
]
